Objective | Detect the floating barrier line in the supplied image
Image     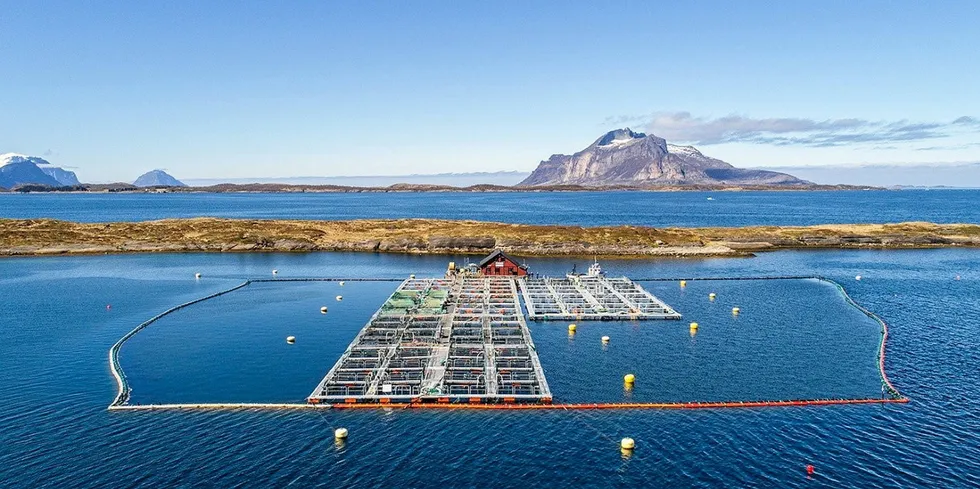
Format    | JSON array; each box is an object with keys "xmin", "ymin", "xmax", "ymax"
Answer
[
  {"xmin": 332, "ymin": 398, "xmax": 910, "ymax": 410},
  {"xmin": 817, "ymin": 277, "xmax": 905, "ymax": 400},
  {"xmin": 108, "ymin": 275, "xmax": 907, "ymax": 409},
  {"xmin": 250, "ymin": 278, "xmax": 406, "ymax": 283},
  {"xmin": 636, "ymin": 275, "xmax": 907, "ymax": 401},
  {"xmin": 108, "ymin": 280, "xmax": 252, "ymax": 408},
  {"xmin": 633, "ymin": 276, "xmax": 817, "ymax": 281},
  {"xmin": 108, "ymin": 397, "xmax": 908, "ymax": 411}
]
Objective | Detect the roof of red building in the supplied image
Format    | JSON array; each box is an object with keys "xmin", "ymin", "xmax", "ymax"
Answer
[{"xmin": 477, "ymin": 249, "xmax": 527, "ymax": 269}]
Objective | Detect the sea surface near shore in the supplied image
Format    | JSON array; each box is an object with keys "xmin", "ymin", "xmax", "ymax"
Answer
[
  {"xmin": 2, "ymin": 189, "xmax": 978, "ymax": 226},
  {"xmin": 1, "ymin": 249, "xmax": 978, "ymax": 487}
]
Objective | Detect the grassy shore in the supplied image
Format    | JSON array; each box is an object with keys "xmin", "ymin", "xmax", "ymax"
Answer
[{"xmin": 2, "ymin": 218, "xmax": 978, "ymax": 258}]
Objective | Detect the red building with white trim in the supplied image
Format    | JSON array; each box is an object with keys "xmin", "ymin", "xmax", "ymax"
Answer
[{"xmin": 478, "ymin": 250, "xmax": 528, "ymax": 276}]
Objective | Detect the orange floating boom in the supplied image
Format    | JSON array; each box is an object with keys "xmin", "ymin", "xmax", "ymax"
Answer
[{"xmin": 329, "ymin": 397, "xmax": 908, "ymax": 410}]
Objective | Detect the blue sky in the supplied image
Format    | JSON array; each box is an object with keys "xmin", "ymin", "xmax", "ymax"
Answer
[{"xmin": 1, "ymin": 1, "xmax": 978, "ymax": 182}]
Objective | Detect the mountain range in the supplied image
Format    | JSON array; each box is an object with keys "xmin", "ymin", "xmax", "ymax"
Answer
[
  {"xmin": 520, "ymin": 129, "xmax": 806, "ymax": 186},
  {"xmin": 0, "ymin": 154, "xmax": 189, "ymax": 189},
  {"xmin": 0, "ymin": 154, "xmax": 79, "ymax": 189}
]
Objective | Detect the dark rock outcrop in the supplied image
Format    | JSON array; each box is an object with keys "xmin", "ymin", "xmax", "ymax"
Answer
[{"xmin": 427, "ymin": 236, "xmax": 496, "ymax": 250}]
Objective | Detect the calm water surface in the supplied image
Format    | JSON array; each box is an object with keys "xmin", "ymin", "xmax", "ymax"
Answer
[
  {"xmin": 1, "ymin": 189, "xmax": 978, "ymax": 226},
  {"xmin": 1, "ymin": 250, "xmax": 978, "ymax": 487}
]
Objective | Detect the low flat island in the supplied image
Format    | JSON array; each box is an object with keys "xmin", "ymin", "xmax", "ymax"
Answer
[{"xmin": 1, "ymin": 218, "xmax": 978, "ymax": 257}]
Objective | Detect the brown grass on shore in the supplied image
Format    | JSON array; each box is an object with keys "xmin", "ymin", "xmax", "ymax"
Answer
[{"xmin": 1, "ymin": 218, "xmax": 978, "ymax": 257}]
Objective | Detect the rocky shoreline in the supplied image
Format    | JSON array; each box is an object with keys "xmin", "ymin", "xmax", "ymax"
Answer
[{"xmin": 1, "ymin": 218, "xmax": 978, "ymax": 258}]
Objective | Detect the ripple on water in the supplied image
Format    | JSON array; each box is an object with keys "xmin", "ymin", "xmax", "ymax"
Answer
[{"xmin": 1, "ymin": 249, "xmax": 979, "ymax": 487}]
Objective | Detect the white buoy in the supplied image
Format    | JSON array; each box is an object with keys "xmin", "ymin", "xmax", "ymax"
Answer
[
  {"xmin": 335, "ymin": 427, "xmax": 349, "ymax": 439},
  {"xmin": 732, "ymin": 307, "xmax": 740, "ymax": 315},
  {"xmin": 410, "ymin": 274, "xmax": 415, "ymax": 279},
  {"xmin": 339, "ymin": 281, "xmax": 345, "ymax": 286},
  {"xmin": 602, "ymin": 335, "xmax": 610, "ymax": 343},
  {"xmin": 621, "ymin": 437, "xmax": 635, "ymax": 450},
  {"xmin": 336, "ymin": 295, "xmax": 343, "ymax": 301},
  {"xmin": 320, "ymin": 306, "xmax": 328, "ymax": 314},
  {"xmin": 855, "ymin": 275, "xmax": 862, "ymax": 281},
  {"xmin": 956, "ymin": 275, "xmax": 961, "ymax": 281},
  {"xmin": 194, "ymin": 273, "xmax": 201, "ymax": 279},
  {"xmin": 709, "ymin": 293, "xmax": 716, "ymax": 300},
  {"xmin": 286, "ymin": 336, "xmax": 296, "ymax": 343},
  {"xmin": 272, "ymin": 269, "xmax": 278, "ymax": 275}
]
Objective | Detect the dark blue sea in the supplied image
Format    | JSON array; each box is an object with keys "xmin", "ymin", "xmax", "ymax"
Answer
[
  {"xmin": 1, "ymin": 189, "xmax": 978, "ymax": 226},
  {"xmin": 1, "ymin": 191, "xmax": 979, "ymax": 487},
  {"xmin": 1, "ymin": 249, "xmax": 979, "ymax": 487}
]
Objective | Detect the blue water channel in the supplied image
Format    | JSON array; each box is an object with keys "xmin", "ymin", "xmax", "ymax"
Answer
[{"xmin": 1, "ymin": 189, "xmax": 977, "ymax": 226}]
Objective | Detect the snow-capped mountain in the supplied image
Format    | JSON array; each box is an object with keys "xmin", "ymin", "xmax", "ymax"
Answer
[
  {"xmin": 519, "ymin": 129, "xmax": 807, "ymax": 186},
  {"xmin": 133, "ymin": 170, "xmax": 186, "ymax": 187},
  {"xmin": 0, "ymin": 153, "xmax": 67, "ymax": 189},
  {"xmin": 40, "ymin": 166, "xmax": 81, "ymax": 186}
]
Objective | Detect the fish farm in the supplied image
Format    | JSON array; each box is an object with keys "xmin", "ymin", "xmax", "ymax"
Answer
[{"xmin": 106, "ymin": 251, "xmax": 908, "ymax": 411}]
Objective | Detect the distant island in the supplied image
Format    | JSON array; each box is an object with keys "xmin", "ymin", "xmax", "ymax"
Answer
[
  {"xmin": 134, "ymin": 170, "xmax": 186, "ymax": 188},
  {"xmin": 521, "ymin": 129, "xmax": 806, "ymax": 187},
  {"xmin": 1, "ymin": 218, "xmax": 976, "ymax": 257}
]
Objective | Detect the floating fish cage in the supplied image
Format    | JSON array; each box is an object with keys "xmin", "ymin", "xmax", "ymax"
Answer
[
  {"xmin": 309, "ymin": 277, "xmax": 551, "ymax": 404},
  {"xmin": 519, "ymin": 276, "xmax": 681, "ymax": 321}
]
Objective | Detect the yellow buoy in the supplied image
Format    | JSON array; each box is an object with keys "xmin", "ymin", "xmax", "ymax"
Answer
[
  {"xmin": 732, "ymin": 307, "xmax": 740, "ymax": 315},
  {"xmin": 680, "ymin": 280, "xmax": 687, "ymax": 287},
  {"xmin": 624, "ymin": 373, "xmax": 635, "ymax": 384},
  {"xmin": 336, "ymin": 295, "xmax": 343, "ymax": 301},
  {"xmin": 709, "ymin": 293, "xmax": 716, "ymax": 300},
  {"xmin": 334, "ymin": 427, "xmax": 349, "ymax": 439},
  {"xmin": 602, "ymin": 335, "xmax": 610, "ymax": 343},
  {"xmin": 320, "ymin": 306, "xmax": 328, "ymax": 314},
  {"xmin": 621, "ymin": 437, "xmax": 635, "ymax": 450},
  {"xmin": 286, "ymin": 336, "xmax": 296, "ymax": 343},
  {"xmin": 690, "ymin": 322, "xmax": 699, "ymax": 330},
  {"xmin": 568, "ymin": 324, "xmax": 577, "ymax": 333},
  {"xmin": 194, "ymin": 273, "xmax": 201, "ymax": 279}
]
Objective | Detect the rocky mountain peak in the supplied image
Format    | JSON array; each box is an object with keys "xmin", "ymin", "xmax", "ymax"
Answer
[
  {"xmin": 519, "ymin": 129, "xmax": 807, "ymax": 187},
  {"xmin": 134, "ymin": 170, "xmax": 186, "ymax": 187}
]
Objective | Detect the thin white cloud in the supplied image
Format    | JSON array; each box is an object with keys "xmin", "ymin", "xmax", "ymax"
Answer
[{"xmin": 606, "ymin": 111, "xmax": 980, "ymax": 148}]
